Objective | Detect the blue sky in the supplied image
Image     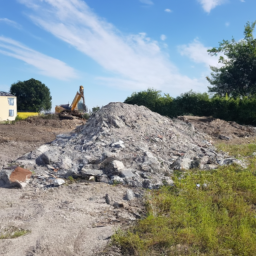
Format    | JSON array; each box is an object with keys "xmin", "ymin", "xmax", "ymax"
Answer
[{"xmin": 0, "ymin": 0, "xmax": 255, "ymax": 111}]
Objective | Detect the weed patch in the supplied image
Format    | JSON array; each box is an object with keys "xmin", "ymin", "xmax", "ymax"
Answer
[
  {"xmin": 113, "ymin": 160, "xmax": 256, "ymax": 255},
  {"xmin": 0, "ymin": 227, "xmax": 30, "ymax": 239},
  {"xmin": 216, "ymin": 142, "xmax": 256, "ymax": 158}
]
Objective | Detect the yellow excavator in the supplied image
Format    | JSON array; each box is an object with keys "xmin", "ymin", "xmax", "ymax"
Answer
[{"xmin": 55, "ymin": 85, "xmax": 87, "ymax": 119}]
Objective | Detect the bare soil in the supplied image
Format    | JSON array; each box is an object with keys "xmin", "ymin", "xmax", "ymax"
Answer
[
  {"xmin": 178, "ymin": 116, "xmax": 256, "ymax": 144},
  {"xmin": 0, "ymin": 117, "xmax": 85, "ymax": 168},
  {"xmin": 0, "ymin": 183, "xmax": 143, "ymax": 256}
]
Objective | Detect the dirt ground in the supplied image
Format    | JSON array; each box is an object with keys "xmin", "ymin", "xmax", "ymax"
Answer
[
  {"xmin": 178, "ymin": 116, "xmax": 256, "ymax": 144},
  {"xmin": 0, "ymin": 182, "xmax": 143, "ymax": 256},
  {"xmin": 0, "ymin": 117, "xmax": 85, "ymax": 168}
]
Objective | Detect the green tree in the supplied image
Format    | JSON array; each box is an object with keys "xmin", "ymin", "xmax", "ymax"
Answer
[
  {"xmin": 124, "ymin": 88, "xmax": 162, "ymax": 111},
  {"xmin": 10, "ymin": 78, "xmax": 52, "ymax": 112},
  {"xmin": 207, "ymin": 21, "xmax": 256, "ymax": 97}
]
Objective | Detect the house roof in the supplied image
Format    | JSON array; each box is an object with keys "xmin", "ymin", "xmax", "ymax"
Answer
[{"xmin": 0, "ymin": 91, "xmax": 15, "ymax": 96}]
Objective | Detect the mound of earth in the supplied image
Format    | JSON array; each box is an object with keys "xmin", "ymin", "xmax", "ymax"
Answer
[
  {"xmin": 3, "ymin": 102, "xmax": 242, "ymax": 189},
  {"xmin": 178, "ymin": 116, "xmax": 256, "ymax": 142}
]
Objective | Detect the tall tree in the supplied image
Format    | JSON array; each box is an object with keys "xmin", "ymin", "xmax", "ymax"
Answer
[
  {"xmin": 10, "ymin": 78, "xmax": 52, "ymax": 112},
  {"xmin": 207, "ymin": 21, "xmax": 256, "ymax": 97}
]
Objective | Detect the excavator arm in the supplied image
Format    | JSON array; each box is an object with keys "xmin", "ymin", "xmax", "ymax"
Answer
[{"xmin": 71, "ymin": 86, "xmax": 85, "ymax": 111}]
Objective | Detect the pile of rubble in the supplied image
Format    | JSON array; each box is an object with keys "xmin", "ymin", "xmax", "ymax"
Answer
[{"xmin": 0, "ymin": 103, "xmax": 241, "ymax": 189}]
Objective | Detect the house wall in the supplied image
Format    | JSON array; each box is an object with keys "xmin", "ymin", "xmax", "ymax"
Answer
[{"xmin": 0, "ymin": 96, "xmax": 17, "ymax": 121}]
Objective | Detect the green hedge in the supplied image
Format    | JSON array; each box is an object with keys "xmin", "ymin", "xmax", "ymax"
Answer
[{"xmin": 124, "ymin": 89, "xmax": 256, "ymax": 125}]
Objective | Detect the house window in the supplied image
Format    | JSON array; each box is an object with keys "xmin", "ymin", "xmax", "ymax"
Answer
[
  {"xmin": 9, "ymin": 110, "xmax": 14, "ymax": 117},
  {"xmin": 8, "ymin": 98, "xmax": 14, "ymax": 106}
]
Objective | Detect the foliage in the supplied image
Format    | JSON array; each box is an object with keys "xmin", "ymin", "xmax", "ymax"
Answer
[
  {"xmin": 67, "ymin": 176, "xmax": 75, "ymax": 184},
  {"xmin": 207, "ymin": 21, "xmax": 256, "ymax": 97},
  {"xmin": 124, "ymin": 88, "xmax": 256, "ymax": 125},
  {"xmin": 83, "ymin": 113, "xmax": 90, "ymax": 120},
  {"xmin": 10, "ymin": 78, "xmax": 52, "ymax": 112},
  {"xmin": 92, "ymin": 106, "xmax": 101, "ymax": 113},
  {"xmin": 113, "ymin": 151, "xmax": 256, "ymax": 255},
  {"xmin": 124, "ymin": 88, "xmax": 164, "ymax": 112}
]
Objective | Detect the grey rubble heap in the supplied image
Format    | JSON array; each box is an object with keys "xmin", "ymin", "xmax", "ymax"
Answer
[{"xmin": 5, "ymin": 103, "xmax": 239, "ymax": 188}]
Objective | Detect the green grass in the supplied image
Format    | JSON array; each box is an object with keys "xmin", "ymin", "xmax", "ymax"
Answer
[
  {"xmin": 112, "ymin": 147, "xmax": 256, "ymax": 256},
  {"xmin": 0, "ymin": 227, "xmax": 30, "ymax": 239},
  {"xmin": 216, "ymin": 142, "xmax": 256, "ymax": 158},
  {"xmin": 67, "ymin": 176, "xmax": 75, "ymax": 183}
]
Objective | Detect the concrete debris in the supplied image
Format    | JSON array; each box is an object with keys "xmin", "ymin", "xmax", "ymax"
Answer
[
  {"xmin": 125, "ymin": 189, "xmax": 135, "ymax": 201},
  {"xmin": 105, "ymin": 194, "xmax": 112, "ymax": 204},
  {"xmin": 219, "ymin": 134, "xmax": 230, "ymax": 141},
  {"xmin": 52, "ymin": 178, "xmax": 65, "ymax": 186},
  {"xmin": 0, "ymin": 166, "xmax": 32, "ymax": 188},
  {"xmin": 0, "ymin": 102, "xmax": 244, "ymax": 189}
]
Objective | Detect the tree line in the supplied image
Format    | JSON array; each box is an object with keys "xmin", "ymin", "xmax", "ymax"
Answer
[{"xmin": 124, "ymin": 89, "xmax": 256, "ymax": 125}]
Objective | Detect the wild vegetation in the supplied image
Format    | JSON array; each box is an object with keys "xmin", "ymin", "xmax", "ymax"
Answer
[
  {"xmin": 112, "ymin": 142, "xmax": 256, "ymax": 256},
  {"xmin": 0, "ymin": 227, "xmax": 30, "ymax": 239}
]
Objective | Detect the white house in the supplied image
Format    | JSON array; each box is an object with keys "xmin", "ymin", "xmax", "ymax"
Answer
[{"xmin": 0, "ymin": 92, "xmax": 17, "ymax": 121}]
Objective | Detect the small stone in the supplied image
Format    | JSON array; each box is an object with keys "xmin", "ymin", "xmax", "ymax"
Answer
[
  {"xmin": 52, "ymin": 178, "xmax": 65, "ymax": 186},
  {"xmin": 125, "ymin": 189, "xmax": 135, "ymax": 201},
  {"xmin": 105, "ymin": 194, "xmax": 112, "ymax": 204},
  {"xmin": 81, "ymin": 169, "xmax": 103, "ymax": 177},
  {"xmin": 219, "ymin": 134, "xmax": 230, "ymax": 141},
  {"xmin": 120, "ymin": 169, "xmax": 136, "ymax": 178},
  {"xmin": 111, "ymin": 140, "xmax": 125, "ymax": 148},
  {"xmin": 98, "ymin": 175, "xmax": 110, "ymax": 183},
  {"xmin": 111, "ymin": 175, "xmax": 124, "ymax": 184},
  {"xmin": 89, "ymin": 176, "xmax": 95, "ymax": 181},
  {"xmin": 162, "ymin": 177, "xmax": 174, "ymax": 186},
  {"xmin": 113, "ymin": 202, "xmax": 129, "ymax": 208},
  {"xmin": 112, "ymin": 160, "xmax": 125, "ymax": 171}
]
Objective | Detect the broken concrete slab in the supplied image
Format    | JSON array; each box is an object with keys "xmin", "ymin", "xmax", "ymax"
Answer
[
  {"xmin": 0, "ymin": 166, "xmax": 32, "ymax": 188},
  {"xmin": 81, "ymin": 169, "xmax": 104, "ymax": 177}
]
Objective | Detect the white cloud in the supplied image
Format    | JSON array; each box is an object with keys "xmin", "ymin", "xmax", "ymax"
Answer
[
  {"xmin": 0, "ymin": 36, "xmax": 78, "ymax": 80},
  {"xmin": 198, "ymin": 0, "xmax": 227, "ymax": 13},
  {"xmin": 225, "ymin": 22, "xmax": 230, "ymax": 27},
  {"xmin": 178, "ymin": 39, "xmax": 222, "ymax": 68},
  {"xmin": 139, "ymin": 0, "xmax": 154, "ymax": 5},
  {"xmin": 165, "ymin": 9, "xmax": 172, "ymax": 12},
  {"xmin": 160, "ymin": 34, "xmax": 167, "ymax": 41},
  {"xmin": 0, "ymin": 18, "xmax": 22, "ymax": 29},
  {"xmin": 18, "ymin": 0, "xmax": 207, "ymax": 94},
  {"xmin": 240, "ymin": 0, "xmax": 245, "ymax": 2}
]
